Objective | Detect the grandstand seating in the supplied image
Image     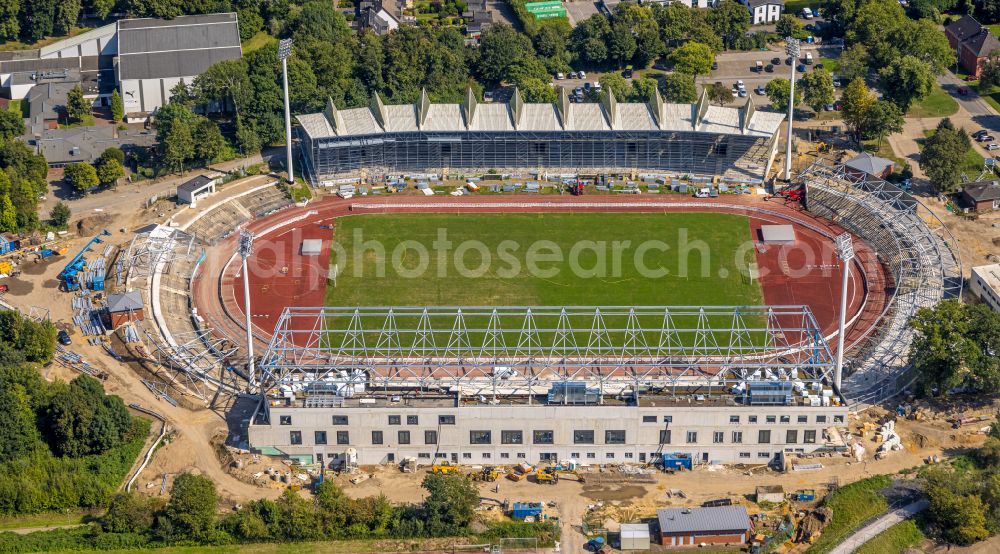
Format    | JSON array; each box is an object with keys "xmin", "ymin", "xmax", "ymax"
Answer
[{"xmin": 801, "ymin": 163, "xmax": 961, "ymax": 406}]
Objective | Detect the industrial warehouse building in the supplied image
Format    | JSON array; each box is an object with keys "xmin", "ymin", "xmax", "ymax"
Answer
[
  {"xmin": 296, "ymin": 87, "xmax": 785, "ymax": 184},
  {"xmin": 248, "ymin": 397, "xmax": 847, "ymax": 468}
]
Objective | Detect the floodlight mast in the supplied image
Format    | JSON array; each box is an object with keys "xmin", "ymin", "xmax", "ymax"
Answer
[
  {"xmin": 784, "ymin": 37, "xmax": 801, "ymax": 181},
  {"xmin": 278, "ymin": 39, "xmax": 294, "ymax": 185},
  {"xmin": 239, "ymin": 230, "xmax": 257, "ymax": 390},
  {"xmin": 834, "ymin": 232, "xmax": 855, "ymax": 392}
]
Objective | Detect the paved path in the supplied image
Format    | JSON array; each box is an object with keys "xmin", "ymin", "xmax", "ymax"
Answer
[{"xmin": 828, "ymin": 499, "xmax": 929, "ymax": 554}]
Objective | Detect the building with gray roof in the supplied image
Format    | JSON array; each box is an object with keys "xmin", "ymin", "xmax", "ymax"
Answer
[
  {"xmin": 116, "ymin": 12, "xmax": 242, "ymax": 114},
  {"xmin": 297, "ymin": 87, "xmax": 785, "ymax": 183},
  {"xmin": 30, "ymin": 125, "xmax": 156, "ymax": 167},
  {"xmin": 656, "ymin": 505, "xmax": 751, "ymax": 546}
]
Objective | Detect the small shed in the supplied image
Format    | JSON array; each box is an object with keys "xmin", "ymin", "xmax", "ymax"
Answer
[
  {"xmin": 755, "ymin": 485, "xmax": 785, "ymax": 504},
  {"xmin": 301, "ymin": 239, "xmax": 323, "ymax": 256},
  {"xmin": 0, "ymin": 232, "xmax": 19, "ymax": 255},
  {"xmin": 844, "ymin": 152, "xmax": 894, "ymax": 180},
  {"xmin": 620, "ymin": 523, "xmax": 651, "ymax": 551},
  {"xmin": 177, "ymin": 175, "xmax": 217, "ymax": 204},
  {"xmin": 105, "ymin": 290, "xmax": 145, "ymax": 327},
  {"xmin": 760, "ymin": 224, "xmax": 796, "ymax": 244}
]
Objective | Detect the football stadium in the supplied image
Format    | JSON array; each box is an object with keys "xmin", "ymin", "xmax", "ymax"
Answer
[{"xmin": 118, "ymin": 110, "xmax": 960, "ymax": 469}]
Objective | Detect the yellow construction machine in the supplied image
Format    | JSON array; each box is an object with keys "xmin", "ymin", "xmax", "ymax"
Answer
[{"xmin": 430, "ymin": 461, "xmax": 460, "ymax": 475}]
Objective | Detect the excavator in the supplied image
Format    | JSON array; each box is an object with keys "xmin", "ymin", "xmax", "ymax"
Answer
[{"xmin": 471, "ymin": 466, "xmax": 500, "ymax": 482}]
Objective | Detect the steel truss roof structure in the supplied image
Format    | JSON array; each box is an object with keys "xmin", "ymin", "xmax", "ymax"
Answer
[
  {"xmin": 797, "ymin": 161, "xmax": 962, "ymax": 406},
  {"xmin": 258, "ymin": 305, "xmax": 834, "ymax": 397},
  {"xmin": 116, "ymin": 224, "xmax": 196, "ymax": 285}
]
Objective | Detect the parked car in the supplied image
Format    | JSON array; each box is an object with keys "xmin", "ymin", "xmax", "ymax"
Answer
[
  {"xmin": 579, "ymin": 70, "xmax": 587, "ymax": 79},
  {"xmin": 484, "ymin": 91, "xmax": 494, "ymax": 102},
  {"xmin": 815, "ymin": 63, "xmax": 824, "ymax": 70},
  {"xmin": 786, "ymin": 56, "xmax": 793, "ymax": 65},
  {"xmin": 965, "ymin": 74, "xmax": 978, "ymax": 82},
  {"xmin": 583, "ymin": 82, "xmax": 592, "ymax": 91},
  {"xmin": 772, "ymin": 57, "xmax": 781, "ymax": 65},
  {"xmin": 824, "ymin": 104, "xmax": 834, "ymax": 111},
  {"xmin": 802, "ymin": 7, "xmax": 814, "ymax": 18},
  {"xmin": 711, "ymin": 61, "xmax": 719, "ymax": 70},
  {"xmin": 834, "ymin": 101, "xmax": 844, "ymax": 111},
  {"xmin": 973, "ymin": 129, "xmax": 989, "ymax": 138},
  {"xmin": 977, "ymin": 134, "xmax": 996, "ymax": 142},
  {"xmin": 556, "ymin": 72, "xmax": 565, "ymax": 80},
  {"xmin": 755, "ymin": 85, "xmax": 766, "ymax": 95},
  {"xmin": 738, "ymin": 88, "xmax": 748, "ymax": 97},
  {"xmin": 832, "ymin": 78, "xmax": 842, "ymax": 87},
  {"xmin": 569, "ymin": 71, "xmax": 578, "ymax": 79},
  {"xmin": 622, "ymin": 65, "xmax": 634, "ymax": 78},
  {"xmin": 58, "ymin": 330, "xmax": 72, "ymax": 346},
  {"xmin": 765, "ymin": 64, "xmax": 774, "ymax": 73},
  {"xmin": 987, "ymin": 143, "xmax": 1000, "ymax": 151},
  {"xmin": 797, "ymin": 63, "xmax": 807, "ymax": 72},
  {"xmin": 958, "ymin": 86, "xmax": 970, "ymax": 95},
  {"xmin": 736, "ymin": 80, "xmax": 745, "ymax": 89}
]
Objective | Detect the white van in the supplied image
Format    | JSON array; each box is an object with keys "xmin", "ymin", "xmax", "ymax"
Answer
[
  {"xmin": 802, "ymin": 7, "xmax": 814, "ymax": 19},
  {"xmin": 805, "ymin": 52, "xmax": 813, "ymax": 65},
  {"xmin": 694, "ymin": 187, "xmax": 711, "ymax": 198}
]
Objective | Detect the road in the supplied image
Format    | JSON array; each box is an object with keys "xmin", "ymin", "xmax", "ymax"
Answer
[{"xmin": 828, "ymin": 499, "xmax": 929, "ymax": 554}]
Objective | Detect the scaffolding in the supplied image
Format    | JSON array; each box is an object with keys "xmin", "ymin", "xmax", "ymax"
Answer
[
  {"xmin": 117, "ymin": 224, "xmax": 196, "ymax": 285},
  {"xmin": 796, "ymin": 161, "xmax": 962, "ymax": 406},
  {"xmin": 258, "ymin": 305, "xmax": 835, "ymax": 399}
]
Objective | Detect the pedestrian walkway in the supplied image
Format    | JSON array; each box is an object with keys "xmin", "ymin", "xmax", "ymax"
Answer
[{"xmin": 828, "ymin": 499, "xmax": 929, "ymax": 554}]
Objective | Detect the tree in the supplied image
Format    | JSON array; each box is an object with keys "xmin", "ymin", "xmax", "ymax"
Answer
[
  {"xmin": 477, "ymin": 23, "xmax": 536, "ymax": 84},
  {"xmin": 629, "ymin": 76, "xmax": 658, "ymax": 101},
  {"xmin": 65, "ymin": 85, "xmax": 89, "ymax": 123},
  {"xmin": 838, "ymin": 43, "xmax": 870, "ymax": 83},
  {"xmin": 800, "ymin": 69, "xmax": 835, "ymax": 112},
  {"xmin": 110, "ymin": 90, "xmax": 124, "ymax": 123},
  {"xmin": 865, "ymin": 100, "xmax": 903, "ymax": 150},
  {"xmin": 707, "ymin": 82, "xmax": 733, "ymax": 105},
  {"xmin": 0, "ymin": 0, "xmax": 19, "ymax": 42},
  {"xmin": 841, "ymin": 78, "xmax": 877, "ymax": 143},
  {"xmin": 775, "ymin": 14, "xmax": 805, "ymax": 39},
  {"xmin": 192, "ymin": 119, "xmax": 225, "ymax": 165},
  {"xmin": 193, "ymin": 60, "xmax": 253, "ymax": 116},
  {"xmin": 569, "ymin": 14, "xmax": 610, "ymax": 67},
  {"xmin": 0, "ymin": 195, "xmax": 15, "ymax": 232},
  {"xmin": 95, "ymin": 156, "xmax": 124, "ymax": 187},
  {"xmin": 0, "ymin": 108, "xmax": 24, "ymax": 140},
  {"xmin": 0, "ymin": 383, "xmax": 38, "ymax": 461},
  {"xmin": 879, "ymin": 55, "xmax": 934, "ymax": 112},
  {"xmin": 98, "ymin": 147, "xmax": 125, "ymax": 166},
  {"xmin": 422, "ymin": 473, "xmax": 479, "ymax": 535},
  {"xmin": 599, "ymin": 73, "xmax": 630, "ymax": 100},
  {"xmin": 919, "ymin": 119, "xmax": 971, "ymax": 194},
  {"xmin": 765, "ymin": 78, "xmax": 801, "ymax": 112},
  {"xmin": 661, "ymin": 72, "xmax": 698, "ymax": 103},
  {"xmin": 63, "ymin": 162, "xmax": 99, "ymax": 192},
  {"xmin": 668, "ymin": 41, "xmax": 714, "ymax": 76},
  {"xmin": 608, "ymin": 21, "xmax": 637, "ymax": 66},
  {"xmin": 49, "ymin": 201, "xmax": 70, "ymax": 227},
  {"xmin": 238, "ymin": 6, "xmax": 263, "ymax": 42},
  {"xmin": 707, "ymin": 0, "xmax": 750, "ymax": 49},
  {"xmin": 909, "ymin": 299, "xmax": 983, "ymax": 394},
  {"xmin": 102, "ymin": 492, "xmax": 160, "ymax": 534},
  {"xmin": 161, "ymin": 473, "xmax": 218, "ymax": 542},
  {"xmin": 924, "ymin": 467, "xmax": 991, "ymax": 545}
]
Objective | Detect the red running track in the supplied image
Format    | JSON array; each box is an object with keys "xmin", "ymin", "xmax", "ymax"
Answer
[{"xmin": 190, "ymin": 195, "xmax": 891, "ymax": 357}]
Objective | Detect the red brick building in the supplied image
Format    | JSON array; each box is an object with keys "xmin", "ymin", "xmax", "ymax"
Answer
[
  {"xmin": 657, "ymin": 506, "xmax": 752, "ymax": 547},
  {"xmin": 945, "ymin": 15, "xmax": 1000, "ymax": 78},
  {"xmin": 961, "ymin": 180, "xmax": 1000, "ymax": 212}
]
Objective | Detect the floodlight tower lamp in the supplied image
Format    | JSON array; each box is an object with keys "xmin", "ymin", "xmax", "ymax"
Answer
[
  {"xmin": 278, "ymin": 39, "xmax": 295, "ymax": 185},
  {"xmin": 834, "ymin": 232, "xmax": 854, "ymax": 392},
  {"xmin": 239, "ymin": 229, "xmax": 257, "ymax": 390},
  {"xmin": 784, "ymin": 37, "xmax": 801, "ymax": 181}
]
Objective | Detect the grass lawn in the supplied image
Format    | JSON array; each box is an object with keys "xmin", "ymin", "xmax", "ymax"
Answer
[
  {"xmin": 0, "ymin": 511, "xmax": 89, "ymax": 532},
  {"xmin": 327, "ymin": 213, "xmax": 761, "ymax": 307},
  {"xmin": 805, "ymin": 475, "xmax": 893, "ymax": 554},
  {"xmin": 51, "ymin": 540, "xmax": 412, "ymax": 554},
  {"xmin": 242, "ymin": 31, "xmax": 276, "ymax": 53},
  {"xmin": 920, "ymin": 129, "xmax": 987, "ymax": 177},
  {"xmin": 819, "ymin": 57, "xmax": 840, "ymax": 74},
  {"xmin": 854, "ymin": 519, "xmax": 926, "ymax": 554},
  {"xmin": 325, "ymin": 213, "xmax": 765, "ymax": 343},
  {"xmin": 906, "ymin": 83, "xmax": 959, "ymax": 118}
]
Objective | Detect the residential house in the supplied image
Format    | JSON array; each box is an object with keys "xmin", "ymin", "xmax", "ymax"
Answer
[
  {"xmin": 961, "ymin": 179, "xmax": 1000, "ymax": 212},
  {"xmin": 744, "ymin": 0, "xmax": 783, "ymax": 24},
  {"xmin": 945, "ymin": 15, "xmax": 1000, "ymax": 78}
]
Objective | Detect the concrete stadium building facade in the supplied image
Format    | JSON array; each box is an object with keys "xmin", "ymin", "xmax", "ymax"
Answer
[{"xmin": 296, "ymin": 87, "xmax": 786, "ymax": 183}]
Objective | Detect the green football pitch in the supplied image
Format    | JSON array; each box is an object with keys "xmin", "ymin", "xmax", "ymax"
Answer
[{"xmin": 324, "ymin": 212, "xmax": 763, "ymax": 308}]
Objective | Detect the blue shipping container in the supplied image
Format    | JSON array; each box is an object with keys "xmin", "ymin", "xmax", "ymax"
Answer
[
  {"xmin": 511, "ymin": 502, "xmax": 543, "ymax": 519},
  {"xmin": 662, "ymin": 453, "xmax": 693, "ymax": 470}
]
